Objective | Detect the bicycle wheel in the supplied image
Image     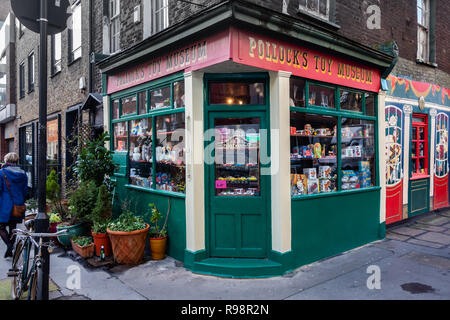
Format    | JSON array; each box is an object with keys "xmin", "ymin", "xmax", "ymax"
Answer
[
  {"xmin": 28, "ymin": 268, "xmax": 38, "ymax": 300},
  {"xmin": 10, "ymin": 239, "xmax": 25, "ymax": 300}
]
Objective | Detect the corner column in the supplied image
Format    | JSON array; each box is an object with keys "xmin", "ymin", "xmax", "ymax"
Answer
[
  {"xmin": 378, "ymin": 90, "xmax": 387, "ymax": 224},
  {"xmin": 103, "ymin": 95, "xmax": 111, "ymax": 150},
  {"xmin": 184, "ymin": 71, "xmax": 205, "ymax": 252},
  {"xmin": 269, "ymin": 71, "xmax": 292, "ymax": 253}
]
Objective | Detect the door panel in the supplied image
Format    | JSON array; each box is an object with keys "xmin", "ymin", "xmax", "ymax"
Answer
[{"xmin": 208, "ymin": 112, "xmax": 268, "ymax": 258}]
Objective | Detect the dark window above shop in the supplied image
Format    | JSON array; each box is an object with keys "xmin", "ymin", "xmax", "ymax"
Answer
[{"xmin": 208, "ymin": 82, "xmax": 265, "ymax": 105}]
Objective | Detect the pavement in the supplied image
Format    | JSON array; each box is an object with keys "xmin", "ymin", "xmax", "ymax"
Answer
[{"xmin": 0, "ymin": 209, "xmax": 449, "ymax": 300}]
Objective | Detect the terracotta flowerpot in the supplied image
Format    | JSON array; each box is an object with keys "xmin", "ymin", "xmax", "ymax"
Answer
[
  {"xmin": 49, "ymin": 222, "xmax": 60, "ymax": 233},
  {"xmin": 56, "ymin": 222, "xmax": 90, "ymax": 248},
  {"xmin": 149, "ymin": 236, "xmax": 167, "ymax": 260},
  {"xmin": 92, "ymin": 231, "xmax": 112, "ymax": 257},
  {"xmin": 107, "ymin": 224, "xmax": 149, "ymax": 265},
  {"xmin": 71, "ymin": 239, "xmax": 95, "ymax": 259}
]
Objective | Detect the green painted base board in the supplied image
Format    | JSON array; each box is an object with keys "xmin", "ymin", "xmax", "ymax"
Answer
[{"xmin": 0, "ymin": 278, "xmax": 58, "ymax": 300}]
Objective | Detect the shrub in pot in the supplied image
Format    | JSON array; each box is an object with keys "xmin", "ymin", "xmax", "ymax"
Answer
[
  {"xmin": 49, "ymin": 210, "xmax": 62, "ymax": 233},
  {"xmin": 71, "ymin": 236, "xmax": 95, "ymax": 259},
  {"xmin": 107, "ymin": 211, "xmax": 149, "ymax": 265},
  {"xmin": 46, "ymin": 170, "xmax": 69, "ymax": 219},
  {"xmin": 57, "ymin": 180, "xmax": 97, "ymax": 247},
  {"xmin": 148, "ymin": 202, "xmax": 170, "ymax": 260},
  {"xmin": 90, "ymin": 185, "xmax": 113, "ymax": 257}
]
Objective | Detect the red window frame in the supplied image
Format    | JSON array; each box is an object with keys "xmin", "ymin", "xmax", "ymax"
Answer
[{"xmin": 411, "ymin": 113, "xmax": 429, "ymax": 178}]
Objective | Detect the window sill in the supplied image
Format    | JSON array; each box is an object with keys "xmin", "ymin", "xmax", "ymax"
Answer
[
  {"xmin": 68, "ymin": 56, "xmax": 82, "ymax": 67},
  {"xmin": 125, "ymin": 184, "xmax": 186, "ymax": 199},
  {"xmin": 410, "ymin": 175, "xmax": 430, "ymax": 180},
  {"xmin": 50, "ymin": 70, "xmax": 61, "ymax": 78},
  {"xmin": 27, "ymin": 88, "xmax": 35, "ymax": 94},
  {"xmin": 292, "ymin": 186, "xmax": 381, "ymax": 201},
  {"xmin": 416, "ymin": 59, "xmax": 438, "ymax": 68}
]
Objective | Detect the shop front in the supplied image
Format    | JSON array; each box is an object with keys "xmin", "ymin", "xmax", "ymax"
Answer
[
  {"xmin": 384, "ymin": 76, "xmax": 450, "ymax": 225},
  {"xmin": 98, "ymin": 1, "xmax": 394, "ymax": 277}
]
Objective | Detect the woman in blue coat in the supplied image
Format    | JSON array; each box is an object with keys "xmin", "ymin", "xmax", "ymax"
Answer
[{"xmin": 0, "ymin": 153, "xmax": 28, "ymax": 258}]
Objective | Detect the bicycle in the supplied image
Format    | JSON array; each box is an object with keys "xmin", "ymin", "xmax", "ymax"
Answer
[{"xmin": 7, "ymin": 219, "xmax": 67, "ymax": 300}]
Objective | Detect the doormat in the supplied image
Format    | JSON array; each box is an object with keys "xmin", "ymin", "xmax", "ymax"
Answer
[
  {"xmin": 0, "ymin": 278, "xmax": 58, "ymax": 300},
  {"xmin": 86, "ymin": 256, "xmax": 115, "ymax": 268}
]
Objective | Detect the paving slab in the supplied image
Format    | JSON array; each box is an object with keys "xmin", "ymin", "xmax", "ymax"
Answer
[
  {"xmin": 437, "ymin": 210, "xmax": 450, "ymax": 217},
  {"xmin": 390, "ymin": 227, "xmax": 426, "ymax": 237},
  {"xmin": 415, "ymin": 232, "xmax": 450, "ymax": 245},
  {"xmin": 407, "ymin": 238, "xmax": 445, "ymax": 249},
  {"xmin": 412, "ymin": 223, "xmax": 447, "ymax": 232},
  {"xmin": 386, "ymin": 232, "xmax": 410, "ymax": 241},
  {"xmin": 419, "ymin": 215, "xmax": 450, "ymax": 226},
  {"xmin": 444, "ymin": 230, "xmax": 450, "ymax": 236},
  {"xmin": 441, "ymin": 223, "xmax": 450, "ymax": 229}
]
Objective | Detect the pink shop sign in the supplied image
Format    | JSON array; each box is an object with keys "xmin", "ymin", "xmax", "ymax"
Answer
[{"xmin": 107, "ymin": 30, "xmax": 231, "ymax": 94}]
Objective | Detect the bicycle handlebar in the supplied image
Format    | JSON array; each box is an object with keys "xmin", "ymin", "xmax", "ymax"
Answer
[{"xmin": 13, "ymin": 229, "xmax": 68, "ymax": 238}]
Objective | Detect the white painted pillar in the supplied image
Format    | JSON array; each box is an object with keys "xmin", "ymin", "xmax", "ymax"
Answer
[
  {"xmin": 403, "ymin": 104, "xmax": 413, "ymax": 208},
  {"xmin": 184, "ymin": 71, "xmax": 205, "ymax": 252},
  {"xmin": 378, "ymin": 90, "xmax": 387, "ymax": 223},
  {"xmin": 103, "ymin": 95, "xmax": 111, "ymax": 150},
  {"xmin": 269, "ymin": 71, "xmax": 291, "ymax": 253}
]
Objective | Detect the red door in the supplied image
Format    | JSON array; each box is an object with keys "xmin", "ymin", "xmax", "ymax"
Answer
[{"xmin": 433, "ymin": 113, "xmax": 449, "ymax": 209}]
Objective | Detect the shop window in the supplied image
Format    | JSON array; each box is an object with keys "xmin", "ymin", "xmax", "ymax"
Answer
[
  {"xmin": 129, "ymin": 118, "xmax": 153, "ymax": 188},
  {"xmin": 290, "ymin": 112, "xmax": 338, "ymax": 195},
  {"xmin": 411, "ymin": 114, "xmax": 428, "ymax": 177},
  {"xmin": 155, "ymin": 113, "xmax": 185, "ymax": 193},
  {"xmin": 208, "ymin": 82, "xmax": 265, "ymax": 105},
  {"xmin": 121, "ymin": 95, "xmax": 137, "ymax": 116},
  {"xmin": 308, "ymin": 84, "xmax": 335, "ymax": 108},
  {"xmin": 435, "ymin": 113, "xmax": 448, "ymax": 177},
  {"xmin": 290, "ymin": 78, "xmax": 306, "ymax": 107},
  {"xmin": 47, "ymin": 118, "xmax": 60, "ymax": 177},
  {"xmin": 173, "ymin": 81, "xmax": 185, "ymax": 109},
  {"xmin": 340, "ymin": 90, "xmax": 362, "ymax": 112},
  {"xmin": 214, "ymin": 117, "xmax": 261, "ymax": 197},
  {"xmin": 385, "ymin": 106, "xmax": 403, "ymax": 186},
  {"xmin": 341, "ymin": 118, "xmax": 375, "ymax": 190},
  {"xmin": 113, "ymin": 121, "xmax": 128, "ymax": 152},
  {"xmin": 365, "ymin": 93, "xmax": 375, "ymax": 116},
  {"xmin": 112, "ymin": 100, "xmax": 119, "ymax": 119},
  {"xmin": 138, "ymin": 91, "xmax": 148, "ymax": 114},
  {"xmin": 150, "ymin": 86, "xmax": 171, "ymax": 110}
]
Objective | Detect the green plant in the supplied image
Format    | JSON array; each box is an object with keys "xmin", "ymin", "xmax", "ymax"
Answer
[
  {"xmin": 46, "ymin": 170, "xmax": 68, "ymax": 219},
  {"xmin": 73, "ymin": 132, "xmax": 117, "ymax": 189},
  {"xmin": 25, "ymin": 198, "xmax": 38, "ymax": 214},
  {"xmin": 92, "ymin": 221, "xmax": 109, "ymax": 234},
  {"xmin": 49, "ymin": 212, "xmax": 62, "ymax": 224},
  {"xmin": 89, "ymin": 185, "xmax": 112, "ymax": 231},
  {"xmin": 108, "ymin": 211, "xmax": 147, "ymax": 232},
  {"xmin": 148, "ymin": 201, "xmax": 170, "ymax": 238},
  {"xmin": 68, "ymin": 180, "xmax": 98, "ymax": 224},
  {"xmin": 72, "ymin": 236, "xmax": 93, "ymax": 247}
]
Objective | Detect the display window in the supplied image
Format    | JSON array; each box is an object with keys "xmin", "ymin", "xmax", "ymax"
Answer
[
  {"xmin": 138, "ymin": 91, "xmax": 148, "ymax": 115},
  {"xmin": 290, "ymin": 76, "xmax": 377, "ymax": 197},
  {"xmin": 113, "ymin": 121, "xmax": 128, "ymax": 152},
  {"xmin": 121, "ymin": 95, "xmax": 137, "ymax": 116},
  {"xmin": 111, "ymin": 75, "xmax": 186, "ymax": 195},
  {"xmin": 155, "ymin": 113, "xmax": 185, "ymax": 193},
  {"xmin": 308, "ymin": 84, "xmax": 335, "ymax": 108},
  {"xmin": 411, "ymin": 114, "xmax": 428, "ymax": 177},
  {"xmin": 208, "ymin": 81, "xmax": 265, "ymax": 105},
  {"xmin": 435, "ymin": 113, "xmax": 448, "ymax": 177},
  {"xmin": 150, "ymin": 86, "xmax": 171, "ymax": 110},
  {"xmin": 129, "ymin": 118, "xmax": 153, "ymax": 188},
  {"xmin": 112, "ymin": 100, "xmax": 119, "ymax": 119},
  {"xmin": 214, "ymin": 117, "xmax": 261, "ymax": 197},
  {"xmin": 290, "ymin": 112, "xmax": 337, "ymax": 195},
  {"xmin": 385, "ymin": 106, "xmax": 403, "ymax": 186},
  {"xmin": 341, "ymin": 118, "xmax": 375, "ymax": 190}
]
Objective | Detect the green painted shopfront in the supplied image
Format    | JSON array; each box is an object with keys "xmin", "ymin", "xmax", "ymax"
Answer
[{"xmin": 97, "ymin": 1, "xmax": 395, "ymax": 277}]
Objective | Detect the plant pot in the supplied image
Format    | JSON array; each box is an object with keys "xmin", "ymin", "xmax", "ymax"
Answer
[
  {"xmin": 56, "ymin": 222, "xmax": 90, "ymax": 248},
  {"xmin": 92, "ymin": 231, "xmax": 112, "ymax": 257},
  {"xmin": 149, "ymin": 236, "xmax": 167, "ymax": 260},
  {"xmin": 71, "ymin": 239, "xmax": 95, "ymax": 259},
  {"xmin": 49, "ymin": 222, "xmax": 60, "ymax": 233},
  {"xmin": 107, "ymin": 224, "xmax": 149, "ymax": 265}
]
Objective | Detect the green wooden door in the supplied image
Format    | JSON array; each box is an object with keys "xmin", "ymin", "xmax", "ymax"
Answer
[{"xmin": 207, "ymin": 112, "xmax": 269, "ymax": 258}]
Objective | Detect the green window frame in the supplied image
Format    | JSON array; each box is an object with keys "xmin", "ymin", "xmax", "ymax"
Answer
[
  {"xmin": 290, "ymin": 76, "xmax": 379, "ymax": 199},
  {"xmin": 110, "ymin": 72, "xmax": 186, "ymax": 196}
]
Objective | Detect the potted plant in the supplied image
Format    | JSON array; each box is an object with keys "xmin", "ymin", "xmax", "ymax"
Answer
[
  {"xmin": 49, "ymin": 210, "xmax": 62, "ymax": 233},
  {"xmin": 107, "ymin": 210, "xmax": 149, "ymax": 265},
  {"xmin": 90, "ymin": 185, "xmax": 113, "ymax": 257},
  {"xmin": 24, "ymin": 198, "xmax": 38, "ymax": 222},
  {"xmin": 71, "ymin": 236, "xmax": 95, "ymax": 259},
  {"xmin": 57, "ymin": 180, "xmax": 97, "ymax": 248},
  {"xmin": 46, "ymin": 170, "xmax": 68, "ymax": 218},
  {"xmin": 148, "ymin": 202, "xmax": 170, "ymax": 260}
]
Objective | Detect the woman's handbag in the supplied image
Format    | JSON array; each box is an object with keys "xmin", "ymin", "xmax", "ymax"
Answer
[{"xmin": 1, "ymin": 169, "xmax": 26, "ymax": 219}]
